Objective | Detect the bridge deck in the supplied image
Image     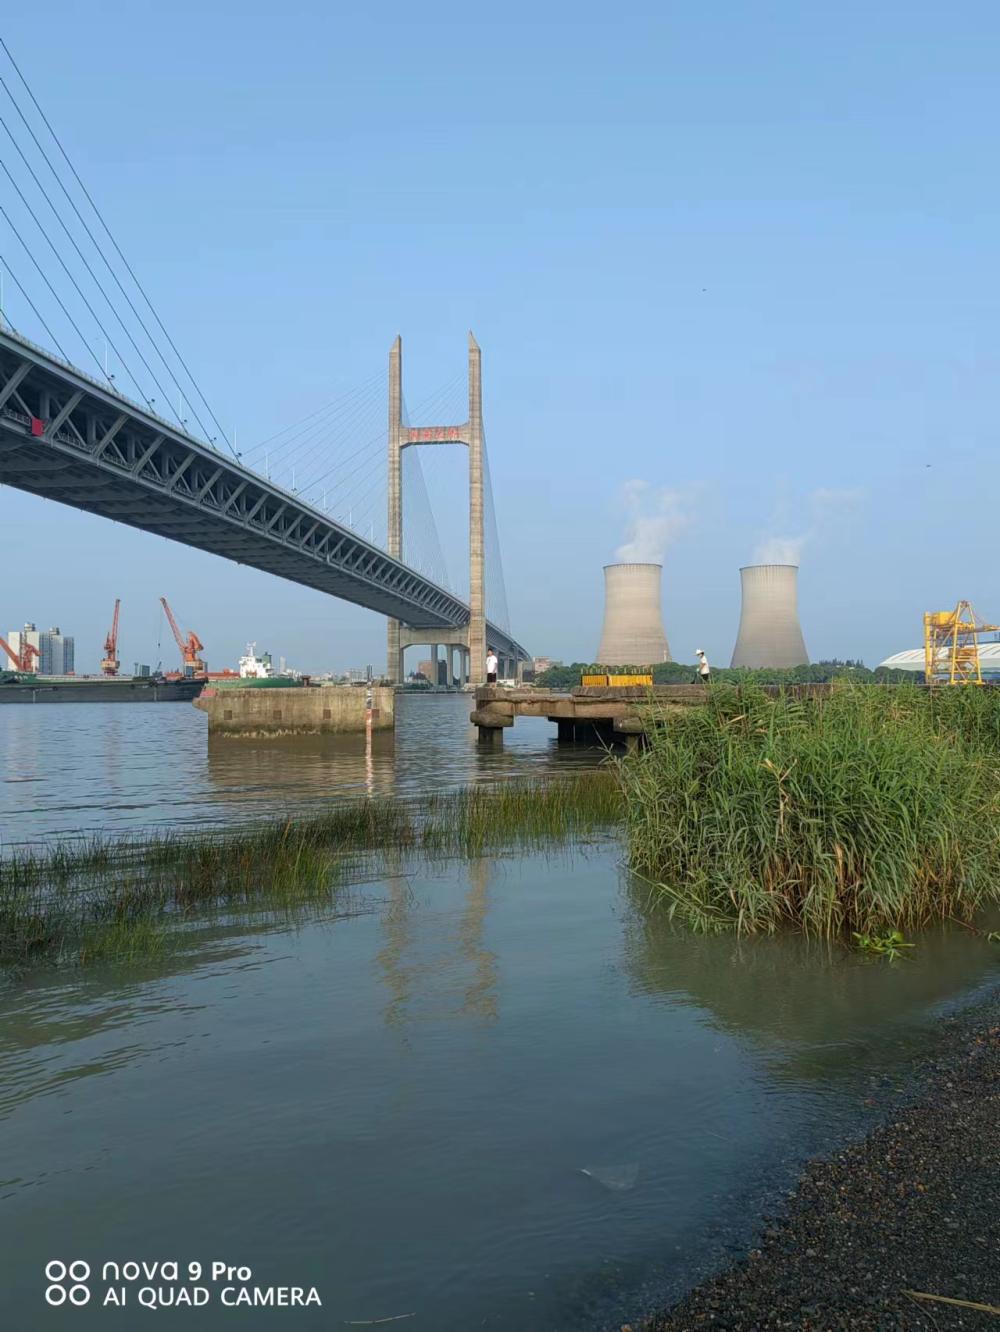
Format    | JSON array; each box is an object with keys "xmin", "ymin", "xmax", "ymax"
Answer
[{"xmin": 0, "ymin": 328, "xmax": 527, "ymax": 661}]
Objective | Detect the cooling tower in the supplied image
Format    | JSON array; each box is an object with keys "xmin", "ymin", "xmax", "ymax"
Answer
[
  {"xmin": 596, "ymin": 563, "xmax": 671, "ymax": 666},
  {"xmin": 730, "ymin": 564, "xmax": 809, "ymax": 668}
]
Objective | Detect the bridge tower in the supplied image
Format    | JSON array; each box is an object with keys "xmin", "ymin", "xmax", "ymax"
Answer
[{"xmin": 386, "ymin": 333, "xmax": 486, "ymax": 684}]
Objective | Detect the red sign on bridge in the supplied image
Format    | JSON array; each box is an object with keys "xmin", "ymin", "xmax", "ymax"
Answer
[{"xmin": 406, "ymin": 426, "xmax": 463, "ymax": 443}]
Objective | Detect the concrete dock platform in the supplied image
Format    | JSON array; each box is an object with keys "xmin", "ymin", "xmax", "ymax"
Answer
[
  {"xmin": 470, "ymin": 684, "xmax": 708, "ymax": 747},
  {"xmin": 471, "ymin": 683, "xmax": 836, "ymax": 746},
  {"xmin": 195, "ymin": 685, "xmax": 394, "ymax": 738}
]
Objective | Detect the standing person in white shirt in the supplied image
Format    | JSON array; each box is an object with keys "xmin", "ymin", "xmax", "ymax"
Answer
[
  {"xmin": 485, "ymin": 648, "xmax": 499, "ymax": 685},
  {"xmin": 695, "ymin": 649, "xmax": 711, "ymax": 684}
]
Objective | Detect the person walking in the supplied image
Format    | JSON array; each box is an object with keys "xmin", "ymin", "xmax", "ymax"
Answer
[
  {"xmin": 695, "ymin": 649, "xmax": 711, "ymax": 684},
  {"xmin": 486, "ymin": 648, "xmax": 499, "ymax": 685}
]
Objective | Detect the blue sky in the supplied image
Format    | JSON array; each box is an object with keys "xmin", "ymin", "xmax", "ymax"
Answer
[{"xmin": 1, "ymin": 2, "xmax": 998, "ymax": 672}]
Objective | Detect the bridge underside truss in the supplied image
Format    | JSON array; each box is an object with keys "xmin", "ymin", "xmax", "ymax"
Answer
[{"xmin": 0, "ymin": 330, "xmax": 527, "ymax": 661}]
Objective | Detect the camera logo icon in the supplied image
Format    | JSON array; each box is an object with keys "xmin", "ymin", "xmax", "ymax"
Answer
[{"xmin": 45, "ymin": 1260, "xmax": 91, "ymax": 1306}]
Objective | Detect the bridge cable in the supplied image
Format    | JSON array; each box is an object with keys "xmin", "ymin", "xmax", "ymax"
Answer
[
  {"xmin": 482, "ymin": 433, "xmax": 511, "ymax": 632},
  {"xmin": 402, "ymin": 374, "xmax": 468, "ymax": 590},
  {"xmin": 399, "ymin": 372, "xmax": 466, "ymax": 498},
  {"xmin": 240, "ymin": 374, "xmax": 389, "ymax": 501},
  {"xmin": 399, "ymin": 378, "xmax": 464, "ymax": 590},
  {"xmin": 0, "ymin": 204, "xmax": 112, "ymax": 383},
  {"xmin": 0, "ymin": 41, "xmax": 237, "ymax": 456},
  {"xmin": 271, "ymin": 368, "xmax": 467, "ymax": 563},
  {"xmin": 242, "ymin": 368, "xmax": 386, "ymax": 456},
  {"xmin": 247, "ymin": 382, "xmax": 386, "ymax": 497},
  {"xmin": 0, "ymin": 148, "xmax": 187, "ymax": 415},
  {"xmin": 402, "ymin": 444, "xmax": 452, "ymax": 589},
  {"xmin": 271, "ymin": 377, "xmax": 388, "ymax": 492},
  {"xmin": 0, "ymin": 117, "xmax": 217, "ymax": 439},
  {"xmin": 323, "ymin": 444, "xmax": 387, "ymax": 521},
  {"xmin": 0, "ymin": 249, "xmax": 71, "ymax": 361}
]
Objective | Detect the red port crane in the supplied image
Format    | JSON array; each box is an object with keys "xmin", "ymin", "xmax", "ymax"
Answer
[
  {"xmin": 101, "ymin": 598, "xmax": 121, "ymax": 676},
  {"xmin": 160, "ymin": 597, "xmax": 207, "ymax": 675},
  {"xmin": 0, "ymin": 636, "xmax": 40, "ymax": 673}
]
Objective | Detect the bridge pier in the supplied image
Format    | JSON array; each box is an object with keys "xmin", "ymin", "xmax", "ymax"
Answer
[
  {"xmin": 475, "ymin": 719, "xmax": 507, "ymax": 746},
  {"xmin": 382, "ymin": 333, "xmax": 525, "ymax": 686},
  {"xmin": 467, "ymin": 334, "xmax": 486, "ymax": 684}
]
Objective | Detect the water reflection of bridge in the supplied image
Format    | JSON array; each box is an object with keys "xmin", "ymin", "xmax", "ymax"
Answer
[{"xmin": 378, "ymin": 858, "xmax": 498, "ymax": 1029}]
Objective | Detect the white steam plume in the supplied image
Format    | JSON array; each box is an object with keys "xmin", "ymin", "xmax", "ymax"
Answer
[
  {"xmin": 754, "ymin": 536, "xmax": 805, "ymax": 565},
  {"xmin": 614, "ymin": 480, "xmax": 691, "ymax": 564},
  {"xmin": 753, "ymin": 487, "xmax": 864, "ymax": 567}
]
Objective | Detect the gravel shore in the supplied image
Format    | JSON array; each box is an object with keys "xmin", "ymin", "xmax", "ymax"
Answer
[{"xmin": 638, "ymin": 1011, "xmax": 1000, "ymax": 1331}]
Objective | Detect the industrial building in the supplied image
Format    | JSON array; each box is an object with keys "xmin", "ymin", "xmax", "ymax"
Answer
[
  {"xmin": 417, "ymin": 658, "xmax": 446, "ymax": 685},
  {"xmin": 596, "ymin": 563, "xmax": 671, "ymax": 667},
  {"xmin": 7, "ymin": 623, "xmax": 74, "ymax": 674},
  {"xmin": 730, "ymin": 565, "xmax": 808, "ymax": 669}
]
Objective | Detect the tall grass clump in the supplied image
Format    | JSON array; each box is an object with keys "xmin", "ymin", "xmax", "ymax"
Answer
[
  {"xmin": 618, "ymin": 682, "xmax": 1000, "ymax": 937},
  {"xmin": 422, "ymin": 771, "xmax": 621, "ymax": 854}
]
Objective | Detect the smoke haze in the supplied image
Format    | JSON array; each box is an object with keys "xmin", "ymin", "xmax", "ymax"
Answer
[{"xmin": 614, "ymin": 480, "xmax": 691, "ymax": 563}]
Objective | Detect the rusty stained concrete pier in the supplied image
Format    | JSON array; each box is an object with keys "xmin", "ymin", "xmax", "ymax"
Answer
[{"xmin": 470, "ymin": 684, "xmax": 710, "ymax": 748}]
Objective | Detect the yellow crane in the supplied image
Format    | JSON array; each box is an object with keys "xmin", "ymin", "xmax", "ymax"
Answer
[{"xmin": 923, "ymin": 601, "xmax": 1000, "ymax": 685}]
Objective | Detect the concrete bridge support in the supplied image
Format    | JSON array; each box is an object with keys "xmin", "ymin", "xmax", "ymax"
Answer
[
  {"xmin": 386, "ymin": 336, "xmax": 404, "ymax": 683},
  {"xmin": 466, "ymin": 335, "xmax": 486, "ymax": 684},
  {"xmin": 385, "ymin": 334, "xmax": 494, "ymax": 686},
  {"xmin": 398, "ymin": 625, "xmax": 471, "ymax": 686}
]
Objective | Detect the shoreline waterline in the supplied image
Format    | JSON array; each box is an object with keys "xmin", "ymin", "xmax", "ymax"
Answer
[{"xmin": 639, "ymin": 983, "xmax": 1000, "ymax": 1331}]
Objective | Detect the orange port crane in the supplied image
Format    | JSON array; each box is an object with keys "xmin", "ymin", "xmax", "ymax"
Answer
[
  {"xmin": 0, "ymin": 636, "xmax": 40, "ymax": 673},
  {"xmin": 160, "ymin": 597, "xmax": 207, "ymax": 675},
  {"xmin": 101, "ymin": 598, "xmax": 121, "ymax": 676}
]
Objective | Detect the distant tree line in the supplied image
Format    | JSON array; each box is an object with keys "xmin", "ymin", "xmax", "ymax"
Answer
[{"xmin": 535, "ymin": 659, "xmax": 916, "ymax": 689}]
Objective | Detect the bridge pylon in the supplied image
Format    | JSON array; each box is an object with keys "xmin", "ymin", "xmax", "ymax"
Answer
[{"xmin": 386, "ymin": 333, "xmax": 487, "ymax": 685}]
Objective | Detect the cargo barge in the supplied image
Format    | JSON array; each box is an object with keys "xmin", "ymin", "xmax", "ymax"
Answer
[{"xmin": 0, "ymin": 672, "xmax": 204, "ymax": 704}]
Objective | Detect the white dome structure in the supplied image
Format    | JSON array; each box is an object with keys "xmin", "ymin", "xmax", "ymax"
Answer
[{"xmin": 880, "ymin": 643, "xmax": 1000, "ymax": 674}]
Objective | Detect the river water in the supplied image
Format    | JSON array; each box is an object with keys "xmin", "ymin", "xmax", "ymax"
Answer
[
  {"xmin": 0, "ymin": 692, "xmax": 594, "ymax": 847},
  {"xmin": 2, "ymin": 695, "xmax": 998, "ymax": 1328}
]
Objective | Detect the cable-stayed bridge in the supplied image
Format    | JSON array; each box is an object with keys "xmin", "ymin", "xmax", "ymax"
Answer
[
  {"xmin": 0, "ymin": 325, "xmax": 529, "ymax": 678},
  {"xmin": 0, "ymin": 36, "xmax": 528, "ymax": 682}
]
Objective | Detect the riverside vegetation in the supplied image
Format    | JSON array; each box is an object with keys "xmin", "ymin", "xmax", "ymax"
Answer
[
  {"xmin": 0, "ymin": 775, "xmax": 621, "ymax": 967},
  {"xmin": 5, "ymin": 683, "xmax": 1000, "ymax": 968},
  {"xmin": 620, "ymin": 682, "xmax": 1000, "ymax": 936},
  {"xmin": 536, "ymin": 658, "xmax": 914, "ymax": 689}
]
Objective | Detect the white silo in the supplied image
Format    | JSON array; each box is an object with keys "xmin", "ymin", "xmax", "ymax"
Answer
[
  {"xmin": 596, "ymin": 563, "xmax": 671, "ymax": 666},
  {"xmin": 730, "ymin": 564, "xmax": 809, "ymax": 668}
]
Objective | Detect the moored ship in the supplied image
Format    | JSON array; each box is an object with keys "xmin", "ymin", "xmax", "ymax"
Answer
[{"xmin": 0, "ymin": 672, "xmax": 205, "ymax": 703}]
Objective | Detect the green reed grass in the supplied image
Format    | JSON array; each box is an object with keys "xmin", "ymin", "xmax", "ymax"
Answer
[
  {"xmin": 0, "ymin": 773, "xmax": 621, "ymax": 968},
  {"xmin": 618, "ymin": 682, "xmax": 1000, "ymax": 937}
]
